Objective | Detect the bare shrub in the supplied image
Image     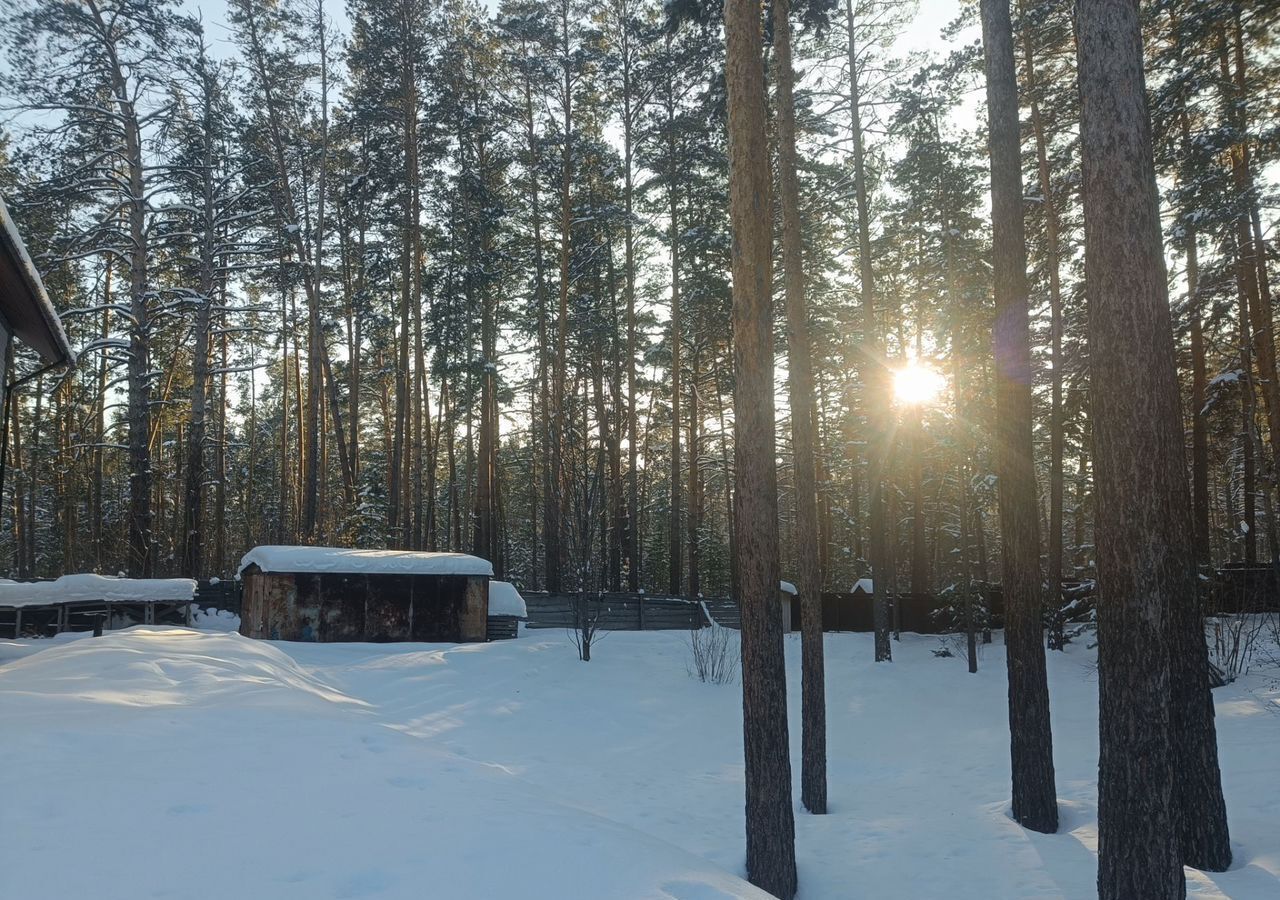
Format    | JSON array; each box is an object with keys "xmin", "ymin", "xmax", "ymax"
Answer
[
  {"xmin": 1207, "ymin": 614, "xmax": 1269, "ymax": 684},
  {"xmin": 687, "ymin": 624, "xmax": 739, "ymax": 684},
  {"xmin": 568, "ymin": 593, "xmax": 607, "ymax": 662}
]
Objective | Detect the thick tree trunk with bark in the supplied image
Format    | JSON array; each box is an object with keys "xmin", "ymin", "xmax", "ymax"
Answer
[
  {"xmin": 1077, "ymin": 0, "xmax": 1229, "ymax": 893},
  {"xmin": 773, "ymin": 0, "xmax": 826, "ymax": 816},
  {"xmin": 724, "ymin": 0, "xmax": 797, "ymax": 893},
  {"xmin": 980, "ymin": 0, "xmax": 1056, "ymax": 835}
]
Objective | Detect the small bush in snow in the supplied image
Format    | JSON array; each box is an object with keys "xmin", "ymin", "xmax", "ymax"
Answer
[
  {"xmin": 687, "ymin": 625, "xmax": 739, "ymax": 684},
  {"xmin": 1208, "ymin": 614, "xmax": 1270, "ymax": 684},
  {"xmin": 568, "ymin": 594, "xmax": 606, "ymax": 662}
]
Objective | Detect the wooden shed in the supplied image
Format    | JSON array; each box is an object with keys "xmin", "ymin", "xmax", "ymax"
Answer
[{"xmin": 237, "ymin": 546, "xmax": 493, "ymax": 643}]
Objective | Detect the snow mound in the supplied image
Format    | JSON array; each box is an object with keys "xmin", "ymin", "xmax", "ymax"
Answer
[
  {"xmin": 0, "ymin": 574, "xmax": 196, "ymax": 608},
  {"xmin": 488, "ymin": 580, "xmax": 527, "ymax": 618},
  {"xmin": 240, "ymin": 545, "xmax": 494, "ymax": 578},
  {"xmin": 0, "ymin": 628, "xmax": 770, "ymax": 900},
  {"xmin": 191, "ymin": 607, "xmax": 241, "ymax": 632},
  {"xmin": 0, "ymin": 627, "xmax": 362, "ymax": 710}
]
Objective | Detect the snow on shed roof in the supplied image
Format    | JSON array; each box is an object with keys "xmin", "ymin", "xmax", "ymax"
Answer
[
  {"xmin": 239, "ymin": 546, "xmax": 495, "ymax": 578},
  {"xmin": 487, "ymin": 581, "xmax": 527, "ymax": 618},
  {"xmin": 0, "ymin": 574, "xmax": 196, "ymax": 609}
]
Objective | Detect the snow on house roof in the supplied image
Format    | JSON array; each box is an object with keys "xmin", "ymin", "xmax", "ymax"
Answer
[
  {"xmin": 0, "ymin": 194, "xmax": 74, "ymax": 366},
  {"xmin": 0, "ymin": 574, "xmax": 196, "ymax": 609},
  {"xmin": 779, "ymin": 581, "xmax": 797, "ymax": 595},
  {"xmin": 487, "ymin": 581, "xmax": 527, "ymax": 618},
  {"xmin": 238, "ymin": 546, "xmax": 495, "ymax": 578}
]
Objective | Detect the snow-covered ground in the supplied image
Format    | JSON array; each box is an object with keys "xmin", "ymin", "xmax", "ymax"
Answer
[{"xmin": 1, "ymin": 625, "xmax": 1277, "ymax": 899}]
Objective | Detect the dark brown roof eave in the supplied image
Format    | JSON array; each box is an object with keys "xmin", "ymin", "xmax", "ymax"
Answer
[{"xmin": 0, "ymin": 194, "xmax": 75, "ymax": 368}]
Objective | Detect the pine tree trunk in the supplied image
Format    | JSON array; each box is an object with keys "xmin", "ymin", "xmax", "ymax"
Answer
[
  {"xmin": 687, "ymin": 349, "xmax": 701, "ymax": 599},
  {"xmin": 549, "ymin": 0, "xmax": 573, "ymax": 591},
  {"xmin": 979, "ymin": 0, "xmax": 1057, "ymax": 834},
  {"xmin": 909, "ymin": 408, "xmax": 927, "ymax": 596},
  {"xmin": 1019, "ymin": 3, "xmax": 1065, "ymax": 647},
  {"xmin": 667, "ymin": 62, "xmax": 683, "ymax": 597},
  {"xmin": 773, "ymin": 0, "xmax": 826, "ymax": 815},
  {"xmin": 622, "ymin": 25, "xmax": 640, "ymax": 593},
  {"xmin": 724, "ymin": 0, "xmax": 797, "ymax": 893},
  {"xmin": 301, "ymin": 0, "xmax": 330, "ymax": 541},
  {"xmin": 119, "ymin": 71, "xmax": 151, "ymax": 576},
  {"xmin": 606, "ymin": 232, "xmax": 624, "ymax": 592},
  {"xmin": 1175, "ymin": 105, "xmax": 1212, "ymax": 571},
  {"xmin": 1076, "ymin": 0, "xmax": 1228, "ymax": 892},
  {"xmin": 182, "ymin": 63, "xmax": 217, "ymax": 578},
  {"xmin": 1239, "ymin": 286, "xmax": 1258, "ymax": 566},
  {"xmin": 92, "ymin": 267, "xmax": 110, "ymax": 570},
  {"xmin": 1189, "ymin": 274, "xmax": 1211, "ymax": 569},
  {"xmin": 239, "ymin": 0, "xmax": 354, "ymax": 519},
  {"xmin": 215, "ymin": 332, "xmax": 227, "ymax": 575},
  {"xmin": 11, "ymin": 386, "xmax": 23, "ymax": 578},
  {"xmin": 1226, "ymin": 18, "xmax": 1280, "ymax": 540},
  {"xmin": 845, "ymin": 0, "xmax": 890, "ymax": 661},
  {"xmin": 279, "ymin": 274, "xmax": 291, "ymax": 543}
]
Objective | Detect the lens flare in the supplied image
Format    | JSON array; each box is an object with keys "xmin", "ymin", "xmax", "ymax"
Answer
[{"xmin": 893, "ymin": 361, "xmax": 945, "ymax": 406}]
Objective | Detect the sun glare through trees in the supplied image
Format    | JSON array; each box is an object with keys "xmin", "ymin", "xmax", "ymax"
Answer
[
  {"xmin": 0, "ymin": 0, "xmax": 1276, "ymax": 898},
  {"xmin": 892, "ymin": 360, "xmax": 946, "ymax": 406}
]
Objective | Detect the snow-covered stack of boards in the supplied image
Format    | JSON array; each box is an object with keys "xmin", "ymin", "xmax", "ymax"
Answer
[{"xmin": 0, "ymin": 574, "xmax": 197, "ymax": 638}]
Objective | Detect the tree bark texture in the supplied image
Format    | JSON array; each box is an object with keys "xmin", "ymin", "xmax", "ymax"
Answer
[
  {"xmin": 773, "ymin": 0, "xmax": 826, "ymax": 816},
  {"xmin": 1076, "ymin": 0, "xmax": 1228, "ymax": 892},
  {"xmin": 980, "ymin": 0, "xmax": 1057, "ymax": 835},
  {"xmin": 724, "ymin": 0, "xmax": 797, "ymax": 893}
]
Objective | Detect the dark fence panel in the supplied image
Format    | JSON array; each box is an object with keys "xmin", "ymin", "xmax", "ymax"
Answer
[
  {"xmin": 811, "ymin": 593, "xmax": 948, "ymax": 634},
  {"xmin": 523, "ymin": 592, "xmax": 707, "ymax": 631},
  {"xmin": 1210, "ymin": 565, "xmax": 1280, "ymax": 613},
  {"xmin": 805, "ymin": 589, "xmax": 1010, "ymax": 635},
  {"xmin": 195, "ymin": 579, "xmax": 242, "ymax": 615},
  {"xmin": 703, "ymin": 598, "xmax": 741, "ymax": 629}
]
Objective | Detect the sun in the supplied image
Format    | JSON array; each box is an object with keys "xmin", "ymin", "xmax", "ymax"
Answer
[{"xmin": 893, "ymin": 360, "xmax": 946, "ymax": 406}]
